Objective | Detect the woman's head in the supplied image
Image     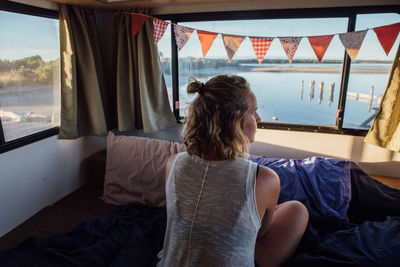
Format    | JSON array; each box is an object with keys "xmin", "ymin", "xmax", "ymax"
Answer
[{"xmin": 183, "ymin": 74, "xmax": 260, "ymax": 160}]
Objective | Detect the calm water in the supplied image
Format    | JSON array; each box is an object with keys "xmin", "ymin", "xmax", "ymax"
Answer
[{"xmin": 165, "ymin": 63, "xmax": 392, "ymax": 130}]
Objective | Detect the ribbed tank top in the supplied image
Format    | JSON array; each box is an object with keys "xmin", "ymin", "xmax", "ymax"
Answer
[{"xmin": 157, "ymin": 152, "xmax": 261, "ymax": 267}]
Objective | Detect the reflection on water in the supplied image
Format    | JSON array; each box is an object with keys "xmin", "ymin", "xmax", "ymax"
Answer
[{"xmin": 163, "ymin": 63, "xmax": 391, "ymax": 130}]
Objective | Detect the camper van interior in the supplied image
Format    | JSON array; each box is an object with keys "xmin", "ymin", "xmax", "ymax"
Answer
[{"xmin": 0, "ymin": 0, "xmax": 400, "ymax": 265}]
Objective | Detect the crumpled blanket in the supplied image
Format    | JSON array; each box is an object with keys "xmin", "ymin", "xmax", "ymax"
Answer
[{"xmin": 0, "ymin": 205, "xmax": 166, "ymax": 267}]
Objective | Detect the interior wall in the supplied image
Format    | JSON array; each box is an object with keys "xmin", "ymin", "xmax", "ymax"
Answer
[
  {"xmin": 251, "ymin": 128, "xmax": 400, "ymax": 178},
  {"xmin": 0, "ymin": 136, "xmax": 106, "ymax": 238}
]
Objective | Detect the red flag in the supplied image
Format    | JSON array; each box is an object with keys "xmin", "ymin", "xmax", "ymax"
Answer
[
  {"xmin": 308, "ymin": 35, "xmax": 334, "ymax": 63},
  {"xmin": 339, "ymin": 30, "xmax": 367, "ymax": 61},
  {"xmin": 279, "ymin": 37, "xmax": 302, "ymax": 63},
  {"xmin": 373, "ymin": 23, "xmax": 400, "ymax": 56},
  {"xmin": 197, "ymin": 30, "xmax": 218, "ymax": 57},
  {"xmin": 153, "ymin": 18, "xmax": 169, "ymax": 44},
  {"xmin": 131, "ymin": 14, "xmax": 148, "ymax": 38},
  {"xmin": 222, "ymin": 34, "xmax": 245, "ymax": 62},
  {"xmin": 249, "ymin": 37, "xmax": 274, "ymax": 64}
]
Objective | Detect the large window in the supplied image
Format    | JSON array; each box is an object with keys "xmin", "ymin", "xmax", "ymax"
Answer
[
  {"xmin": 157, "ymin": 7, "xmax": 400, "ymax": 134},
  {"xmin": 343, "ymin": 13, "xmax": 400, "ymax": 130},
  {"xmin": 0, "ymin": 3, "xmax": 59, "ymax": 151}
]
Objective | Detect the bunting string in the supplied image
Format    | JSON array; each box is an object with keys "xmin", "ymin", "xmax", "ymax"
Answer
[{"xmin": 130, "ymin": 13, "xmax": 400, "ymax": 63}]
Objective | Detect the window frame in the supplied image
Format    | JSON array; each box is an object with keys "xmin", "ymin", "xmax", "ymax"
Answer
[
  {"xmin": 0, "ymin": 1, "xmax": 59, "ymax": 154},
  {"xmin": 157, "ymin": 5, "xmax": 400, "ymax": 136}
]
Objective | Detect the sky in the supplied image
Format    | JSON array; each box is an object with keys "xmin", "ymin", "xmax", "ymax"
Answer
[
  {"xmin": 0, "ymin": 10, "xmax": 59, "ymax": 62},
  {"xmin": 0, "ymin": 10, "xmax": 399, "ymax": 62}
]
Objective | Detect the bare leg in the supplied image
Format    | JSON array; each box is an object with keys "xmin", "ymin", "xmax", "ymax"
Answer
[{"xmin": 255, "ymin": 201, "xmax": 309, "ymax": 267}]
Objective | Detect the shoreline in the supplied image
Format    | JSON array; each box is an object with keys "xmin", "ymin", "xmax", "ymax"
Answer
[{"xmin": 249, "ymin": 66, "xmax": 391, "ymax": 74}]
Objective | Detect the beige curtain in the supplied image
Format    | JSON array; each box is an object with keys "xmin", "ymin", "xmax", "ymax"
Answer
[
  {"xmin": 58, "ymin": 5, "xmax": 176, "ymax": 139},
  {"xmin": 115, "ymin": 12, "xmax": 176, "ymax": 133},
  {"xmin": 364, "ymin": 43, "xmax": 400, "ymax": 151}
]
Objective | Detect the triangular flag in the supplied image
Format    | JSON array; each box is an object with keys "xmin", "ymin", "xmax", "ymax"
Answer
[
  {"xmin": 131, "ymin": 14, "xmax": 148, "ymax": 38},
  {"xmin": 197, "ymin": 30, "xmax": 218, "ymax": 57},
  {"xmin": 279, "ymin": 37, "xmax": 302, "ymax": 63},
  {"xmin": 339, "ymin": 30, "xmax": 367, "ymax": 61},
  {"xmin": 153, "ymin": 18, "xmax": 169, "ymax": 44},
  {"xmin": 222, "ymin": 34, "xmax": 245, "ymax": 62},
  {"xmin": 173, "ymin": 24, "xmax": 194, "ymax": 51},
  {"xmin": 373, "ymin": 23, "xmax": 400, "ymax": 56},
  {"xmin": 308, "ymin": 35, "xmax": 334, "ymax": 63},
  {"xmin": 249, "ymin": 37, "xmax": 274, "ymax": 64}
]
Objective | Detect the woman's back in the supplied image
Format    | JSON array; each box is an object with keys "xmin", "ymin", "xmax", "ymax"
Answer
[{"xmin": 158, "ymin": 152, "xmax": 261, "ymax": 267}]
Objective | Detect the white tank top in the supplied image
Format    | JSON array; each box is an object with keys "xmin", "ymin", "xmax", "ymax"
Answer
[{"xmin": 158, "ymin": 152, "xmax": 261, "ymax": 267}]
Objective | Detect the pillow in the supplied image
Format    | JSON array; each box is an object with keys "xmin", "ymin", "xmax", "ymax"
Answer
[{"xmin": 102, "ymin": 132, "xmax": 185, "ymax": 207}]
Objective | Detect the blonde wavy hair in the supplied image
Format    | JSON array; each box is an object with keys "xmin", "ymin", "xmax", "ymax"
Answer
[{"xmin": 183, "ymin": 74, "xmax": 251, "ymax": 160}]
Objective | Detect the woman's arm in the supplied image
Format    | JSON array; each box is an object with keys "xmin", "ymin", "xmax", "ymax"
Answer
[{"xmin": 255, "ymin": 166, "xmax": 280, "ymax": 239}]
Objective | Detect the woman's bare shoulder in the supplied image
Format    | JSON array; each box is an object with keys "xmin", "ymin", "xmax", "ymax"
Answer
[{"xmin": 257, "ymin": 165, "xmax": 280, "ymax": 191}]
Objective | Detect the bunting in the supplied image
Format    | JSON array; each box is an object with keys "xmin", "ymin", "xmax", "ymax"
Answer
[
  {"xmin": 131, "ymin": 14, "xmax": 148, "ymax": 38},
  {"xmin": 153, "ymin": 18, "xmax": 169, "ymax": 44},
  {"xmin": 308, "ymin": 35, "xmax": 334, "ymax": 63},
  {"xmin": 131, "ymin": 15, "xmax": 400, "ymax": 64},
  {"xmin": 249, "ymin": 37, "xmax": 274, "ymax": 64},
  {"xmin": 373, "ymin": 23, "xmax": 400, "ymax": 56},
  {"xmin": 222, "ymin": 34, "xmax": 245, "ymax": 62},
  {"xmin": 339, "ymin": 30, "xmax": 367, "ymax": 61},
  {"xmin": 173, "ymin": 24, "xmax": 194, "ymax": 51},
  {"xmin": 197, "ymin": 30, "xmax": 218, "ymax": 57},
  {"xmin": 279, "ymin": 37, "xmax": 302, "ymax": 63}
]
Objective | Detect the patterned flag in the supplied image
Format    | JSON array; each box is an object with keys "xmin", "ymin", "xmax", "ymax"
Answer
[
  {"xmin": 173, "ymin": 24, "xmax": 194, "ymax": 51},
  {"xmin": 222, "ymin": 34, "xmax": 245, "ymax": 62},
  {"xmin": 153, "ymin": 18, "xmax": 169, "ymax": 44},
  {"xmin": 249, "ymin": 37, "xmax": 274, "ymax": 64},
  {"xmin": 373, "ymin": 23, "xmax": 400, "ymax": 56},
  {"xmin": 131, "ymin": 14, "xmax": 148, "ymax": 38},
  {"xmin": 279, "ymin": 37, "xmax": 302, "ymax": 63},
  {"xmin": 197, "ymin": 30, "xmax": 218, "ymax": 57},
  {"xmin": 308, "ymin": 35, "xmax": 334, "ymax": 63},
  {"xmin": 339, "ymin": 30, "xmax": 367, "ymax": 61}
]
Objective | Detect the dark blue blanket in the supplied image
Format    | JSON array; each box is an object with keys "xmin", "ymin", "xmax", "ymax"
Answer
[
  {"xmin": 248, "ymin": 156, "xmax": 351, "ymax": 234},
  {"xmin": 0, "ymin": 205, "xmax": 166, "ymax": 267}
]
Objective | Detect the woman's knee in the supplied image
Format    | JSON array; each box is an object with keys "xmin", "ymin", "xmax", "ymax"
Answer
[{"xmin": 279, "ymin": 201, "xmax": 309, "ymax": 228}]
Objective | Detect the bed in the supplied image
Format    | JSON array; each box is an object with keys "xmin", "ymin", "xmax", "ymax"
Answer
[{"xmin": 0, "ymin": 132, "xmax": 399, "ymax": 266}]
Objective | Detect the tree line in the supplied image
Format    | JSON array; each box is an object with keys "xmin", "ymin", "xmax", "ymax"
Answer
[{"xmin": 0, "ymin": 55, "xmax": 59, "ymax": 89}]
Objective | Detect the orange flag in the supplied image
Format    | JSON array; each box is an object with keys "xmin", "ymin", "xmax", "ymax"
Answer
[
  {"xmin": 308, "ymin": 35, "xmax": 334, "ymax": 63},
  {"xmin": 222, "ymin": 34, "xmax": 245, "ymax": 62},
  {"xmin": 339, "ymin": 30, "xmax": 367, "ymax": 61},
  {"xmin": 249, "ymin": 37, "xmax": 274, "ymax": 64},
  {"xmin": 197, "ymin": 30, "xmax": 218, "ymax": 57},
  {"xmin": 131, "ymin": 14, "xmax": 148, "ymax": 38},
  {"xmin": 373, "ymin": 23, "xmax": 400, "ymax": 56}
]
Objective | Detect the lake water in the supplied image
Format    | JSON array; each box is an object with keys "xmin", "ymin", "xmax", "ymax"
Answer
[{"xmin": 164, "ymin": 63, "xmax": 392, "ymax": 130}]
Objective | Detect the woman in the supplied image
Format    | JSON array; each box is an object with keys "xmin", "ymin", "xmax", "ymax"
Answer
[{"xmin": 158, "ymin": 75, "xmax": 309, "ymax": 267}]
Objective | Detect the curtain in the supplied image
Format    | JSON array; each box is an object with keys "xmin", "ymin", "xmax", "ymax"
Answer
[
  {"xmin": 58, "ymin": 5, "xmax": 176, "ymax": 139},
  {"xmin": 115, "ymin": 12, "xmax": 176, "ymax": 133},
  {"xmin": 364, "ymin": 43, "xmax": 400, "ymax": 152}
]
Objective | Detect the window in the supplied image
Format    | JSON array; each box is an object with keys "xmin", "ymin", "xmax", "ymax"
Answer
[
  {"xmin": 157, "ymin": 20, "xmax": 174, "ymax": 110},
  {"xmin": 343, "ymin": 13, "xmax": 400, "ymax": 130},
  {"xmin": 158, "ymin": 7, "xmax": 400, "ymax": 135},
  {"xmin": 0, "ymin": 2, "xmax": 59, "ymax": 152}
]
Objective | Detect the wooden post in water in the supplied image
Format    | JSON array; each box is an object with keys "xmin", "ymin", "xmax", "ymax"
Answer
[
  {"xmin": 309, "ymin": 81, "xmax": 315, "ymax": 101},
  {"xmin": 328, "ymin": 82, "xmax": 335, "ymax": 107},
  {"xmin": 318, "ymin": 81, "xmax": 324, "ymax": 104},
  {"xmin": 368, "ymin": 86, "xmax": 374, "ymax": 112},
  {"xmin": 300, "ymin": 80, "xmax": 304, "ymax": 100}
]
